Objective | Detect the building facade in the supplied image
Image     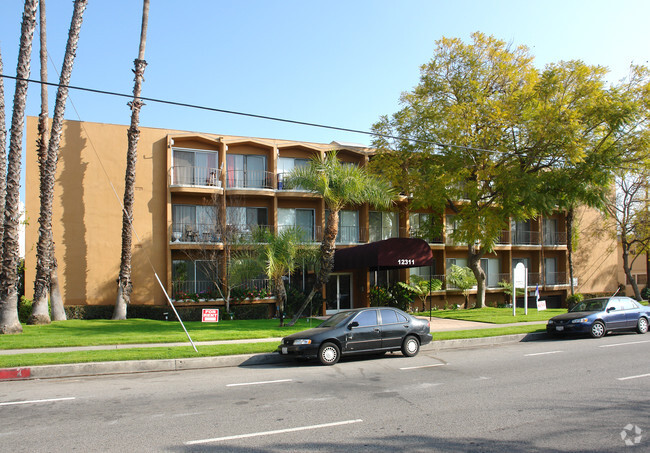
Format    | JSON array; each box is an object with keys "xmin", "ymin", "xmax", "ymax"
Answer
[{"xmin": 25, "ymin": 118, "xmax": 626, "ymax": 315}]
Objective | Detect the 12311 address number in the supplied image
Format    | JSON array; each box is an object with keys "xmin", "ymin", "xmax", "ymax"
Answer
[{"xmin": 397, "ymin": 259, "xmax": 415, "ymax": 266}]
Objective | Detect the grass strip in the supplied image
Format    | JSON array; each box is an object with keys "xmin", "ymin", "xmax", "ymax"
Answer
[{"xmin": 421, "ymin": 307, "xmax": 565, "ymax": 324}]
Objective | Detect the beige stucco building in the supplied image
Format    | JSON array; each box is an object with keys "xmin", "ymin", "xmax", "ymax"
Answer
[{"xmin": 24, "ymin": 118, "xmax": 638, "ymax": 315}]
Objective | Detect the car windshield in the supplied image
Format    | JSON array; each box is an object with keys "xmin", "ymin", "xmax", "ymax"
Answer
[
  {"xmin": 570, "ymin": 298, "xmax": 607, "ymax": 312},
  {"xmin": 319, "ymin": 311, "xmax": 354, "ymax": 328}
]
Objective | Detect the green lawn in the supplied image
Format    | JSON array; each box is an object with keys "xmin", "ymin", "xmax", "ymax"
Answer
[
  {"xmin": 421, "ymin": 306, "xmax": 565, "ymax": 323},
  {"xmin": 0, "ymin": 318, "xmax": 317, "ymax": 350}
]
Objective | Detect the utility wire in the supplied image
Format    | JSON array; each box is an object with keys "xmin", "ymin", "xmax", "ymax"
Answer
[{"xmin": 0, "ymin": 73, "xmax": 503, "ymax": 154}]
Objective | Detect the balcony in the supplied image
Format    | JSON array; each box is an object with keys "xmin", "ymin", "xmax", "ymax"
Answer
[
  {"xmin": 226, "ymin": 170, "xmax": 274, "ymax": 190},
  {"xmin": 171, "ymin": 166, "xmax": 222, "ymax": 187},
  {"xmin": 171, "ymin": 278, "xmax": 272, "ymax": 301},
  {"xmin": 277, "ymin": 224, "xmax": 323, "ymax": 242},
  {"xmin": 543, "ymin": 231, "xmax": 567, "ymax": 246},
  {"xmin": 172, "ymin": 223, "xmax": 222, "ymax": 243},
  {"xmin": 511, "ymin": 230, "xmax": 540, "ymax": 246}
]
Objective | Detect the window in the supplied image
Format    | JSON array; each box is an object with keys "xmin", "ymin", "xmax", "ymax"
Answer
[
  {"xmin": 370, "ymin": 269, "xmax": 399, "ymax": 287},
  {"xmin": 446, "ymin": 215, "xmax": 466, "ymax": 245},
  {"xmin": 172, "ymin": 148, "xmax": 219, "ymax": 186},
  {"xmin": 277, "ymin": 157, "xmax": 309, "ymax": 190},
  {"xmin": 544, "ymin": 257, "xmax": 557, "ymax": 285},
  {"xmin": 172, "ymin": 260, "xmax": 219, "ymax": 298},
  {"xmin": 409, "ymin": 263, "xmax": 436, "ymax": 280},
  {"xmin": 410, "ymin": 213, "xmax": 438, "ymax": 242},
  {"xmin": 327, "ymin": 210, "xmax": 359, "ymax": 243},
  {"xmin": 226, "ymin": 154, "xmax": 268, "ymax": 188},
  {"xmin": 353, "ymin": 310, "xmax": 378, "ymax": 327},
  {"xmin": 480, "ymin": 258, "xmax": 500, "ymax": 288},
  {"xmin": 543, "ymin": 218, "xmax": 559, "ymax": 245},
  {"xmin": 446, "ymin": 257, "xmax": 467, "ymax": 269},
  {"xmin": 369, "ymin": 211, "xmax": 398, "ymax": 242},
  {"xmin": 226, "ymin": 206, "xmax": 268, "ymax": 229},
  {"xmin": 278, "ymin": 208, "xmax": 315, "ymax": 241},
  {"xmin": 512, "ymin": 220, "xmax": 533, "ymax": 245},
  {"xmin": 172, "ymin": 204, "xmax": 218, "ymax": 242}
]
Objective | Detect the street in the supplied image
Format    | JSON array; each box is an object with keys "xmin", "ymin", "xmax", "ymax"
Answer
[{"xmin": 2, "ymin": 334, "xmax": 649, "ymax": 452}]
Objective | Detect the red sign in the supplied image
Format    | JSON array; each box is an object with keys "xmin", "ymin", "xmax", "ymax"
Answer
[{"xmin": 202, "ymin": 309, "xmax": 219, "ymax": 322}]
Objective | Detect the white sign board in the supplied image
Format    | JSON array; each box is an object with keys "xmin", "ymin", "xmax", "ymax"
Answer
[
  {"xmin": 536, "ymin": 299, "xmax": 547, "ymax": 311},
  {"xmin": 514, "ymin": 263, "xmax": 526, "ymax": 287},
  {"xmin": 202, "ymin": 308, "xmax": 219, "ymax": 323}
]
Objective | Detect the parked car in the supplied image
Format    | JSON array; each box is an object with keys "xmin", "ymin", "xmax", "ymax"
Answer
[
  {"xmin": 546, "ymin": 296, "xmax": 650, "ymax": 338},
  {"xmin": 278, "ymin": 307, "xmax": 433, "ymax": 365}
]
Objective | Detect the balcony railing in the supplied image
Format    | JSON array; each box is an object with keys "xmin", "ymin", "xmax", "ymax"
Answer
[
  {"xmin": 171, "ymin": 278, "xmax": 272, "ymax": 301},
  {"xmin": 172, "ymin": 222, "xmax": 222, "ymax": 243},
  {"xmin": 277, "ymin": 225, "xmax": 323, "ymax": 242},
  {"xmin": 543, "ymin": 231, "xmax": 567, "ymax": 246},
  {"xmin": 511, "ymin": 230, "xmax": 540, "ymax": 246},
  {"xmin": 172, "ymin": 166, "xmax": 222, "ymax": 187},
  {"xmin": 226, "ymin": 170, "xmax": 274, "ymax": 189}
]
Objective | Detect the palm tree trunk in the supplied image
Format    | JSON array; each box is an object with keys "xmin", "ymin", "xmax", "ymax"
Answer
[
  {"xmin": 114, "ymin": 0, "xmax": 149, "ymax": 320},
  {"xmin": 468, "ymin": 244, "xmax": 486, "ymax": 308},
  {"xmin": 287, "ymin": 210, "xmax": 339, "ymax": 326},
  {"xmin": 0, "ymin": 46, "xmax": 8, "ymax": 275},
  {"xmin": 1, "ymin": 0, "xmax": 39, "ymax": 335},
  {"xmin": 31, "ymin": 0, "xmax": 86, "ymax": 324}
]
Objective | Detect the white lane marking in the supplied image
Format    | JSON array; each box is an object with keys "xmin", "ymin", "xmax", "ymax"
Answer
[
  {"xmin": 226, "ymin": 379, "xmax": 292, "ymax": 387},
  {"xmin": 524, "ymin": 351, "xmax": 563, "ymax": 357},
  {"xmin": 599, "ymin": 340, "xmax": 650, "ymax": 348},
  {"xmin": 400, "ymin": 363, "xmax": 446, "ymax": 370},
  {"xmin": 617, "ymin": 373, "xmax": 650, "ymax": 381},
  {"xmin": 185, "ymin": 419, "xmax": 363, "ymax": 445},
  {"xmin": 0, "ymin": 397, "xmax": 76, "ymax": 407}
]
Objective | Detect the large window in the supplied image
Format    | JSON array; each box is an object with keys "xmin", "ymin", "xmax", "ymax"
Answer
[
  {"xmin": 327, "ymin": 210, "xmax": 359, "ymax": 243},
  {"xmin": 512, "ymin": 220, "xmax": 534, "ymax": 245},
  {"xmin": 480, "ymin": 258, "xmax": 501, "ymax": 288},
  {"xmin": 445, "ymin": 215, "xmax": 466, "ymax": 245},
  {"xmin": 226, "ymin": 206, "xmax": 268, "ymax": 232},
  {"xmin": 277, "ymin": 157, "xmax": 309, "ymax": 190},
  {"xmin": 226, "ymin": 154, "xmax": 268, "ymax": 189},
  {"xmin": 278, "ymin": 208, "xmax": 315, "ymax": 241},
  {"xmin": 409, "ymin": 213, "xmax": 439, "ymax": 243},
  {"xmin": 543, "ymin": 218, "xmax": 560, "ymax": 245},
  {"xmin": 172, "ymin": 260, "xmax": 219, "ymax": 299},
  {"xmin": 369, "ymin": 211, "xmax": 398, "ymax": 242},
  {"xmin": 172, "ymin": 148, "xmax": 219, "ymax": 186},
  {"xmin": 172, "ymin": 204, "xmax": 218, "ymax": 242}
]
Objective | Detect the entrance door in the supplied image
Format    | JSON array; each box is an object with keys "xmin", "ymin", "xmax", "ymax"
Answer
[{"xmin": 326, "ymin": 274, "xmax": 353, "ymax": 314}]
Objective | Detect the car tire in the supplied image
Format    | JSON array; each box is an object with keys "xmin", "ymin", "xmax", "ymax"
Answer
[
  {"xmin": 401, "ymin": 335, "xmax": 420, "ymax": 357},
  {"xmin": 318, "ymin": 342, "xmax": 340, "ymax": 365},
  {"xmin": 636, "ymin": 317, "xmax": 649, "ymax": 334},
  {"xmin": 590, "ymin": 321, "xmax": 606, "ymax": 338}
]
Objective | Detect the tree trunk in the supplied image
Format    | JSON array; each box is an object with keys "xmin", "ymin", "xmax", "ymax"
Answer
[
  {"xmin": 467, "ymin": 244, "xmax": 486, "ymax": 308},
  {"xmin": 622, "ymin": 241, "xmax": 642, "ymax": 301},
  {"xmin": 49, "ymin": 257, "xmax": 65, "ymax": 320},
  {"xmin": 566, "ymin": 208, "xmax": 575, "ymax": 297},
  {"xmin": 287, "ymin": 209, "xmax": 339, "ymax": 326},
  {"xmin": 0, "ymin": 40, "xmax": 9, "ymax": 277},
  {"xmin": 114, "ymin": 0, "xmax": 149, "ymax": 320},
  {"xmin": 1, "ymin": 0, "xmax": 39, "ymax": 335},
  {"xmin": 32, "ymin": 0, "xmax": 86, "ymax": 324},
  {"xmin": 276, "ymin": 276, "xmax": 287, "ymax": 326}
]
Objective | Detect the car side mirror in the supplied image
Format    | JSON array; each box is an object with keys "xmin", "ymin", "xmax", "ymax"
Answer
[
  {"xmin": 607, "ymin": 307, "xmax": 615, "ymax": 313},
  {"xmin": 348, "ymin": 321, "xmax": 359, "ymax": 330}
]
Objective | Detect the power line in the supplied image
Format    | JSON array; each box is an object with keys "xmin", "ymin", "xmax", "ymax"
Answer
[{"xmin": 0, "ymin": 73, "xmax": 503, "ymax": 154}]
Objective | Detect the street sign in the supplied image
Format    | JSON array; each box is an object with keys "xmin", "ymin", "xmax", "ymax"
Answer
[{"xmin": 202, "ymin": 308, "xmax": 219, "ymax": 322}]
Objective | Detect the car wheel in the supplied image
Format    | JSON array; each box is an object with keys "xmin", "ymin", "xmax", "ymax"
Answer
[
  {"xmin": 318, "ymin": 342, "xmax": 340, "ymax": 365},
  {"xmin": 636, "ymin": 317, "xmax": 649, "ymax": 334},
  {"xmin": 590, "ymin": 321, "xmax": 606, "ymax": 338},
  {"xmin": 401, "ymin": 335, "xmax": 420, "ymax": 357}
]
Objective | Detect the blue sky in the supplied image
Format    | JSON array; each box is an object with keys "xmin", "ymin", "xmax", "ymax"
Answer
[{"xmin": 2, "ymin": 0, "xmax": 650, "ymax": 199}]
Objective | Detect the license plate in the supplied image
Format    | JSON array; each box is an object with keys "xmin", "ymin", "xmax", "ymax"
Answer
[
  {"xmin": 556, "ymin": 326, "xmax": 564, "ymax": 331},
  {"xmin": 281, "ymin": 347, "xmax": 288, "ymax": 354}
]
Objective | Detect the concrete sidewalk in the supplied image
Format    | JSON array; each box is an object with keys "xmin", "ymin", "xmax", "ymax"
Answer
[{"xmin": 0, "ymin": 318, "xmax": 549, "ymax": 381}]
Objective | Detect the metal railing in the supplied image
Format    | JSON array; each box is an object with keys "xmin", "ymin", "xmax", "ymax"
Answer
[
  {"xmin": 172, "ymin": 166, "xmax": 222, "ymax": 187},
  {"xmin": 277, "ymin": 224, "xmax": 323, "ymax": 242},
  {"xmin": 511, "ymin": 230, "xmax": 540, "ymax": 246},
  {"xmin": 225, "ymin": 170, "xmax": 274, "ymax": 189},
  {"xmin": 172, "ymin": 222, "xmax": 222, "ymax": 243},
  {"xmin": 542, "ymin": 231, "xmax": 567, "ymax": 246}
]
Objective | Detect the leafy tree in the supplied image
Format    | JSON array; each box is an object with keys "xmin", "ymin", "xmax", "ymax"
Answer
[
  {"xmin": 0, "ymin": 0, "xmax": 39, "ymax": 335},
  {"xmin": 285, "ymin": 150, "xmax": 397, "ymax": 325},
  {"xmin": 31, "ymin": 0, "xmax": 87, "ymax": 324},
  {"xmin": 114, "ymin": 0, "xmax": 150, "ymax": 319},
  {"xmin": 446, "ymin": 265, "xmax": 477, "ymax": 309},
  {"xmin": 398, "ymin": 274, "xmax": 442, "ymax": 307}
]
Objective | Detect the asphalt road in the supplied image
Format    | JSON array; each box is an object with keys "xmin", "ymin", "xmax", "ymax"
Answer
[{"xmin": 2, "ymin": 333, "xmax": 649, "ymax": 452}]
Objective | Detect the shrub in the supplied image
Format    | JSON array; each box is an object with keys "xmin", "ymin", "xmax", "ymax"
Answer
[
  {"xmin": 566, "ymin": 293, "xmax": 584, "ymax": 310},
  {"xmin": 284, "ymin": 284, "xmax": 321, "ymax": 318},
  {"xmin": 18, "ymin": 296, "xmax": 32, "ymax": 323},
  {"xmin": 641, "ymin": 286, "xmax": 650, "ymax": 300}
]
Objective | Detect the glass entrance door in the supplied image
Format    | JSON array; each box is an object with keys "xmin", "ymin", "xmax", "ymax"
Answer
[{"xmin": 326, "ymin": 274, "xmax": 353, "ymax": 314}]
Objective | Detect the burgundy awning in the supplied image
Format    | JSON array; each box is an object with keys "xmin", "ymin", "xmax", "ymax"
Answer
[{"xmin": 332, "ymin": 238, "xmax": 434, "ymax": 271}]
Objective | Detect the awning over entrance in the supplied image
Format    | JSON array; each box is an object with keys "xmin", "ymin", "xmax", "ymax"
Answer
[{"xmin": 332, "ymin": 238, "xmax": 434, "ymax": 271}]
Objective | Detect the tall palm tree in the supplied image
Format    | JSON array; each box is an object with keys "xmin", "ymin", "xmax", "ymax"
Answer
[
  {"xmin": 0, "ymin": 47, "xmax": 7, "ymax": 276},
  {"xmin": 31, "ymin": 0, "xmax": 87, "ymax": 324},
  {"xmin": 286, "ymin": 150, "xmax": 397, "ymax": 326},
  {"xmin": 114, "ymin": 0, "xmax": 150, "ymax": 319},
  {"xmin": 0, "ymin": 0, "xmax": 39, "ymax": 335}
]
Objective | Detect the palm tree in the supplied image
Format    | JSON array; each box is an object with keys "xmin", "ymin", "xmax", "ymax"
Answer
[
  {"xmin": 252, "ymin": 227, "xmax": 315, "ymax": 326},
  {"xmin": 31, "ymin": 0, "xmax": 87, "ymax": 324},
  {"xmin": 0, "ymin": 47, "xmax": 7, "ymax": 276},
  {"xmin": 0, "ymin": 0, "xmax": 39, "ymax": 335},
  {"xmin": 114, "ymin": 0, "xmax": 150, "ymax": 320},
  {"xmin": 286, "ymin": 150, "xmax": 397, "ymax": 326}
]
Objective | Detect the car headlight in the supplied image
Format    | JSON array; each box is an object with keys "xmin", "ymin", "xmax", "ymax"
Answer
[
  {"xmin": 571, "ymin": 318, "xmax": 589, "ymax": 324},
  {"xmin": 548, "ymin": 320, "xmax": 554, "ymax": 324},
  {"xmin": 293, "ymin": 339, "xmax": 312, "ymax": 345}
]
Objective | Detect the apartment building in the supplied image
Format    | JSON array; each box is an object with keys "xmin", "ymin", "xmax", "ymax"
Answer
[{"xmin": 24, "ymin": 119, "xmax": 622, "ymax": 315}]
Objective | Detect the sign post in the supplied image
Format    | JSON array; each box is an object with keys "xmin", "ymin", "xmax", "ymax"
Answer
[{"xmin": 513, "ymin": 263, "xmax": 526, "ymax": 317}]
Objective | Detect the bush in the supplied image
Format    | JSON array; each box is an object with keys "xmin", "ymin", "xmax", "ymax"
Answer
[
  {"xmin": 641, "ymin": 287, "xmax": 650, "ymax": 300},
  {"xmin": 566, "ymin": 293, "xmax": 584, "ymax": 310},
  {"xmin": 18, "ymin": 296, "xmax": 32, "ymax": 323},
  {"xmin": 369, "ymin": 285, "xmax": 414, "ymax": 312},
  {"xmin": 284, "ymin": 284, "xmax": 322, "ymax": 318}
]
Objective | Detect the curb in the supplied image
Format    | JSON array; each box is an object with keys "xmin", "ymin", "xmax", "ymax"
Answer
[{"xmin": 0, "ymin": 332, "xmax": 548, "ymax": 381}]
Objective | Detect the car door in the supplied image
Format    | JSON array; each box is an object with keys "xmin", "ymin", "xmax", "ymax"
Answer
[
  {"xmin": 379, "ymin": 308, "xmax": 410, "ymax": 349},
  {"xmin": 345, "ymin": 309, "xmax": 381, "ymax": 352},
  {"xmin": 603, "ymin": 299, "xmax": 627, "ymax": 330},
  {"xmin": 620, "ymin": 298, "xmax": 641, "ymax": 328}
]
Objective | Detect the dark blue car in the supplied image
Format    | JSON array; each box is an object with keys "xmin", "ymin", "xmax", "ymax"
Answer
[{"xmin": 547, "ymin": 296, "xmax": 650, "ymax": 338}]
